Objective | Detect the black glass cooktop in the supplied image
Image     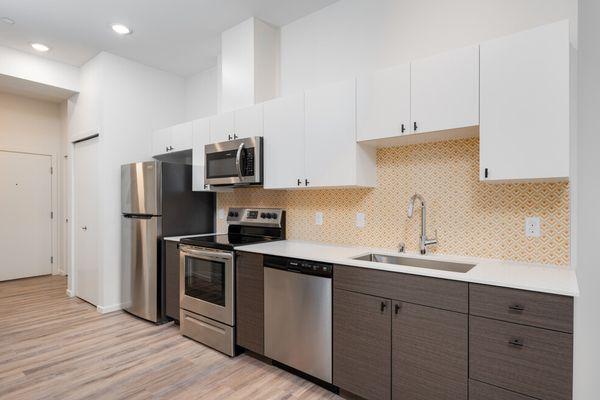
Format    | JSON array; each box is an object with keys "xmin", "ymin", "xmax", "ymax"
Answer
[{"xmin": 180, "ymin": 234, "xmax": 279, "ymax": 251}]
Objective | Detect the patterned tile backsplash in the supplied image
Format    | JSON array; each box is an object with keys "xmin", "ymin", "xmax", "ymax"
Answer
[{"xmin": 217, "ymin": 138, "xmax": 570, "ymax": 266}]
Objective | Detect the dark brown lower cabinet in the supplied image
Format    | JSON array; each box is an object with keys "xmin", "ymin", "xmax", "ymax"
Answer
[
  {"xmin": 164, "ymin": 240, "xmax": 180, "ymax": 321},
  {"xmin": 392, "ymin": 302, "xmax": 468, "ymax": 400},
  {"xmin": 469, "ymin": 379, "xmax": 537, "ymax": 400},
  {"xmin": 235, "ymin": 252, "xmax": 264, "ymax": 354},
  {"xmin": 333, "ymin": 289, "xmax": 391, "ymax": 400}
]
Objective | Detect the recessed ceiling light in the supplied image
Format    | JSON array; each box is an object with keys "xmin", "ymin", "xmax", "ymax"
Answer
[
  {"xmin": 1, "ymin": 17, "xmax": 15, "ymax": 25},
  {"xmin": 31, "ymin": 43, "xmax": 50, "ymax": 52},
  {"xmin": 111, "ymin": 24, "xmax": 132, "ymax": 35}
]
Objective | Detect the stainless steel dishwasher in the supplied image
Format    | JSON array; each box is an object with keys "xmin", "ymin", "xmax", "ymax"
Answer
[{"xmin": 264, "ymin": 255, "xmax": 333, "ymax": 383}]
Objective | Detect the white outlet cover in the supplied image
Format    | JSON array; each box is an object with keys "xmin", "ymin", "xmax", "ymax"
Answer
[
  {"xmin": 525, "ymin": 216, "xmax": 541, "ymax": 237},
  {"xmin": 218, "ymin": 208, "xmax": 226, "ymax": 220},
  {"xmin": 356, "ymin": 212, "xmax": 366, "ymax": 228},
  {"xmin": 315, "ymin": 212, "xmax": 324, "ymax": 226}
]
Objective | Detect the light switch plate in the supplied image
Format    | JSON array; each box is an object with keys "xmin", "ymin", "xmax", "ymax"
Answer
[
  {"xmin": 218, "ymin": 208, "xmax": 226, "ymax": 220},
  {"xmin": 315, "ymin": 212, "xmax": 324, "ymax": 226},
  {"xmin": 525, "ymin": 216, "xmax": 541, "ymax": 237},
  {"xmin": 356, "ymin": 212, "xmax": 366, "ymax": 228}
]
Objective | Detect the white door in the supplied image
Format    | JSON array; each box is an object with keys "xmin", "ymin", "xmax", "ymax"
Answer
[
  {"xmin": 480, "ymin": 20, "xmax": 570, "ymax": 182},
  {"xmin": 410, "ymin": 45, "xmax": 480, "ymax": 134},
  {"xmin": 0, "ymin": 151, "xmax": 52, "ymax": 281},
  {"xmin": 263, "ymin": 94, "xmax": 306, "ymax": 189},
  {"xmin": 192, "ymin": 118, "xmax": 211, "ymax": 191},
  {"xmin": 357, "ymin": 63, "xmax": 411, "ymax": 141},
  {"xmin": 305, "ymin": 79, "xmax": 357, "ymax": 188},
  {"xmin": 234, "ymin": 104, "xmax": 264, "ymax": 139},
  {"xmin": 171, "ymin": 121, "xmax": 193, "ymax": 152},
  {"xmin": 151, "ymin": 127, "xmax": 173, "ymax": 156},
  {"xmin": 209, "ymin": 112, "xmax": 235, "ymax": 143},
  {"xmin": 74, "ymin": 137, "xmax": 99, "ymax": 305}
]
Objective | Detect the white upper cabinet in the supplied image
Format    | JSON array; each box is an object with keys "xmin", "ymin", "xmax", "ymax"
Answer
[
  {"xmin": 410, "ymin": 45, "xmax": 480, "ymax": 135},
  {"xmin": 305, "ymin": 79, "xmax": 376, "ymax": 188},
  {"xmin": 480, "ymin": 20, "xmax": 570, "ymax": 182},
  {"xmin": 151, "ymin": 122, "xmax": 193, "ymax": 157},
  {"xmin": 234, "ymin": 104, "xmax": 263, "ymax": 139},
  {"xmin": 356, "ymin": 63, "xmax": 411, "ymax": 142},
  {"xmin": 192, "ymin": 118, "xmax": 211, "ymax": 191},
  {"xmin": 263, "ymin": 93, "xmax": 306, "ymax": 189},
  {"xmin": 209, "ymin": 112, "xmax": 235, "ymax": 143},
  {"xmin": 151, "ymin": 127, "xmax": 172, "ymax": 156}
]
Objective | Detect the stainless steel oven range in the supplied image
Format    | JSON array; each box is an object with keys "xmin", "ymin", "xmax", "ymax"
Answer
[{"xmin": 178, "ymin": 207, "xmax": 285, "ymax": 356}]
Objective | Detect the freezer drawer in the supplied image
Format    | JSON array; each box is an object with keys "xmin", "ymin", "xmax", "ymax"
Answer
[
  {"xmin": 121, "ymin": 214, "xmax": 160, "ymax": 322},
  {"xmin": 264, "ymin": 267, "xmax": 332, "ymax": 383},
  {"xmin": 121, "ymin": 161, "xmax": 161, "ymax": 215}
]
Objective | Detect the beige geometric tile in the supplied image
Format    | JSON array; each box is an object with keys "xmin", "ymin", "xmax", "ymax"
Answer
[{"xmin": 217, "ymin": 138, "xmax": 570, "ymax": 266}]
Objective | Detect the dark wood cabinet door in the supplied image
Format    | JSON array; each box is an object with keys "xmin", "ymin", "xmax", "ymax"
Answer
[
  {"xmin": 165, "ymin": 241, "xmax": 180, "ymax": 321},
  {"xmin": 392, "ymin": 302, "xmax": 468, "ymax": 400},
  {"xmin": 333, "ymin": 288, "xmax": 391, "ymax": 400},
  {"xmin": 235, "ymin": 251, "xmax": 264, "ymax": 354}
]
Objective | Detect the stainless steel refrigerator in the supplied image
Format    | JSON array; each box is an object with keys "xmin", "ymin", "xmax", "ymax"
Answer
[{"xmin": 121, "ymin": 161, "xmax": 214, "ymax": 323}]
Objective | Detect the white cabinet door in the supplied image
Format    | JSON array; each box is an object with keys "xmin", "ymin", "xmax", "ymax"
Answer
[
  {"xmin": 209, "ymin": 112, "xmax": 235, "ymax": 143},
  {"xmin": 234, "ymin": 104, "xmax": 263, "ymax": 139},
  {"xmin": 410, "ymin": 45, "xmax": 479, "ymax": 134},
  {"xmin": 151, "ymin": 127, "xmax": 172, "ymax": 156},
  {"xmin": 305, "ymin": 79, "xmax": 357, "ymax": 187},
  {"xmin": 480, "ymin": 20, "xmax": 569, "ymax": 182},
  {"xmin": 357, "ymin": 63, "xmax": 411, "ymax": 141},
  {"xmin": 263, "ymin": 94, "xmax": 306, "ymax": 189},
  {"xmin": 171, "ymin": 121, "xmax": 193, "ymax": 151},
  {"xmin": 192, "ymin": 118, "xmax": 211, "ymax": 191}
]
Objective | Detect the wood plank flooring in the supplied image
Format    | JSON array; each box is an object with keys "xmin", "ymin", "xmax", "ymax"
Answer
[{"xmin": 0, "ymin": 275, "xmax": 340, "ymax": 400}]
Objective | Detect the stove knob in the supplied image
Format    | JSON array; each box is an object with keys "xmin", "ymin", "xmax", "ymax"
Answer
[
  {"xmin": 233, "ymin": 212, "xmax": 239, "ymax": 217},
  {"xmin": 266, "ymin": 213, "xmax": 272, "ymax": 219},
  {"xmin": 228, "ymin": 211, "xmax": 234, "ymax": 217},
  {"xmin": 271, "ymin": 213, "xmax": 278, "ymax": 219},
  {"xmin": 260, "ymin": 212, "xmax": 266, "ymax": 219}
]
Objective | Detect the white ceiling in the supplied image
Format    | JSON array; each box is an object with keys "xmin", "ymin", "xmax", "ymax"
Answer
[{"xmin": 0, "ymin": 0, "xmax": 338, "ymax": 77}]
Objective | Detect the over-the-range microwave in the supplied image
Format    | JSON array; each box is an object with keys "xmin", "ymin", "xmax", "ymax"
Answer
[{"xmin": 204, "ymin": 136, "xmax": 263, "ymax": 186}]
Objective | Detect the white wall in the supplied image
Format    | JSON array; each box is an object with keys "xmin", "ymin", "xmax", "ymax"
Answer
[
  {"xmin": 0, "ymin": 91, "xmax": 68, "ymax": 274},
  {"xmin": 185, "ymin": 66, "xmax": 218, "ymax": 120},
  {"xmin": 67, "ymin": 51, "xmax": 185, "ymax": 310},
  {"xmin": 0, "ymin": 45, "xmax": 80, "ymax": 93},
  {"xmin": 280, "ymin": 0, "xmax": 577, "ymax": 95},
  {"xmin": 574, "ymin": 0, "xmax": 600, "ymax": 398}
]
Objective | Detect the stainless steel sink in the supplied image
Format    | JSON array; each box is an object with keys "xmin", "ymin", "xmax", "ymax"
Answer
[{"xmin": 353, "ymin": 253, "xmax": 476, "ymax": 273}]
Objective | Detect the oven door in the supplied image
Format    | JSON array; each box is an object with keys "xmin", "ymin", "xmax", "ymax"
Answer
[
  {"xmin": 179, "ymin": 245, "xmax": 234, "ymax": 326},
  {"xmin": 204, "ymin": 136, "xmax": 262, "ymax": 186}
]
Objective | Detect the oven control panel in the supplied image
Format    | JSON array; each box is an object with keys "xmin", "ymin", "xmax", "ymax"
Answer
[{"xmin": 227, "ymin": 207, "xmax": 285, "ymax": 227}]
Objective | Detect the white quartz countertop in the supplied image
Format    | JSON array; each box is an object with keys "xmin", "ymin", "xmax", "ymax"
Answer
[
  {"xmin": 235, "ymin": 240, "xmax": 579, "ymax": 297},
  {"xmin": 163, "ymin": 233, "xmax": 222, "ymax": 242}
]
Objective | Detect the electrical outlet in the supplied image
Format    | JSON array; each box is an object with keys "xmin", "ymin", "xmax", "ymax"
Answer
[
  {"xmin": 218, "ymin": 208, "xmax": 226, "ymax": 220},
  {"xmin": 315, "ymin": 212, "xmax": 324, "ymax": 226},
  {"xmin": 525, "ymin": 217, "xmax": 541, "ymax": 237},
  {"xmin": 356, "ymin": 212, "xmax": 366, "ymax": 228}
]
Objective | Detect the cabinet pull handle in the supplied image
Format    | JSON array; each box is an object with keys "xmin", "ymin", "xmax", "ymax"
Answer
[
  {"xmin": 297, "ymin": 178, "xmax": 302, "ymax": 186},
  {"xmin": 413, "ymin": 122, "xmax": 418, "ymax": 132},
  {"xmin": 165, "ymin": 146, "xmax": 169, "ymax": 152},
  {"xmin": 305, "ymin": 179, "xmax": 309, "ymax": 186},
  {"xmin": 380, "ymin": 301, "xmax": 387, "ymax": 312},
  {"xmin": 228, "ymin": 134, "xmax": 232, "ymax": 140},
  {"xmin": 394, "ymin": 303, "xmax": 401, "ymax": 315},
  {"xmin": 484, "ymin": 168, "xmax": 489, "ymax": 178},
  {"xmin": 508, "ymin": 303, "xmax": 525, "ymax": 312},
  {"xmin": 508, "ymin": 338, "xmax": 524, "ymax": 348},
  {"xmin": 401, "ymin": 123, "xmax": 406, "ymax": 134},
  {"xmin": 234, "ymin": 134, "xmax": 238, "ymax": 139}
]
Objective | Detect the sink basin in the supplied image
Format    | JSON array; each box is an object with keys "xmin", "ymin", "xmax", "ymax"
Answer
[{"xmin": 353, "ymin": 253, "xmax": 476, "ymax": 273}]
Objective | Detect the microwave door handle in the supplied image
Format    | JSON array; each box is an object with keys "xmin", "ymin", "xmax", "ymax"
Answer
[{"xmin": 235, "ymin": 142, "xmax": 245, "ymax": 181}]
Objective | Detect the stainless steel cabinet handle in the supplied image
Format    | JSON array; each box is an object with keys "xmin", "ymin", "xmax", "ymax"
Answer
[
  {"xmin": 234, "ymin": 133, "xmax": 238, "ymax": 139},
  {"xmin": 297, "ymin": 178, "xmax": 301, "ymax": 186},
  {"xmin": 81, "ymin": 226, "xmax": 87, "ymax": 231},
  {"xmin": 235, "ymin": 142, "xmax": 245, "ymax": 180}
]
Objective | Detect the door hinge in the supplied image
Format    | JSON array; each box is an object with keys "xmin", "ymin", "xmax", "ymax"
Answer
[
  {"xmin": 50, "ymin": 256, "xmax": 54, "ymax": 264},
  {"xmin": 51, "ymin": 211, "xmax": 54, "ymax": 219}
]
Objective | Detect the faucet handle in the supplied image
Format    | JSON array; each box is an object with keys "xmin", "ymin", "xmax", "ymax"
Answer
[{"xmin": 398, "ymin": 242, "xmax": 406, "ymax": 253}]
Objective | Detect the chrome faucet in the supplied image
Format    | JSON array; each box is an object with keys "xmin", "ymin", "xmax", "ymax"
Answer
[{"xmin": 407, "ymin": 193, "xmax": 438, "ymax": 254}]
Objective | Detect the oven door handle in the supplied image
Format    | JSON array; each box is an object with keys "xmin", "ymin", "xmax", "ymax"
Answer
[
  {"xmin": 235, "ymin": 142, "xmax": 245, "ymax": 181},
  {"xmin": 180, "ymin": 247, "xmax": 233, "ymax": 261}
]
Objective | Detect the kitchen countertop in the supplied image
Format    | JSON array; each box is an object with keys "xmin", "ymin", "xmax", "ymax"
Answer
[
  {"xmin": 235, "ymin": 240, "xmax": 579, "ymax": 297},
  {"xmin": 163, "ymin": 233, "xmax": 222, "ymax": 242}
]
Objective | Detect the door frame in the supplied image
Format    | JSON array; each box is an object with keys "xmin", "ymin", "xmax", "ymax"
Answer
[
  {"xmin": 67, "ymin": 132, "xmax": 100, "ymax": 301},
  {"xmin": 0, "ymin": 149, "xmax": 57, "ymax": 277}
]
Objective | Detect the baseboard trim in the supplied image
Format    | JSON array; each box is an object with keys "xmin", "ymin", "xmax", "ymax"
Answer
[
  {"xmin": 66, "ymin": 289, "xmax": 74, "ymax": 297},
  {"xmin": 96, "ymin": 303, "xmax": 123, "ymax": 314}
]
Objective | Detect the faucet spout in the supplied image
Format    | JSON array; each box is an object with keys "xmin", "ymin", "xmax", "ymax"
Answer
[{"xmin": 407, "ymin": 193, "xmax": 437, "ymax": 254}]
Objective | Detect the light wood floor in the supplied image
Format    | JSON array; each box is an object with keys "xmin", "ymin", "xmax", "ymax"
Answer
[{"xmin": 0, "ymin": 275, "xmax": 339, "ymax": 400}]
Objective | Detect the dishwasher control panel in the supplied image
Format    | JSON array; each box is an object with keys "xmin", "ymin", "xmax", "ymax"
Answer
[{"xmin": 263, "ymin": 255, "xmax": 333, "ymax": 278}]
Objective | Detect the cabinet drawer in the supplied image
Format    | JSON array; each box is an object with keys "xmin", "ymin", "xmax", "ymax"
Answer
[
  {"xmin": 470, "ymin": 316, "xmax": 572, "ymax": 400},
  {"xmin": 470, "ymin": 380, "xmax": 537, "ymax": 400},
  {"xmin": 334, "ymin": 265, "xmax": 468, "ymax": 313},
  {"xmin": 470, "ymin": 284, "xmax": 573, "ymax": 333}
]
